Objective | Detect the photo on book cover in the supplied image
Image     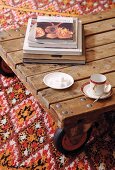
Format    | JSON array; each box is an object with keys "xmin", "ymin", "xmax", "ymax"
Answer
[
  {"xmin": 35, "ymin": 16, "xmax": 75, "ymax": 41},
  {"xmin": 28, "ymin": 18, "xmax": 79, "ymax": 49}
]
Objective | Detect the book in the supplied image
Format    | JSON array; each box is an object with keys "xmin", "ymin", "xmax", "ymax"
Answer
[
  {"xmin": 28, "ymin": 19, "xmax": 78, "ymax": 49},
  {"xmin": 23, "ymin": 18, "xmax": 82, "ymax": 55},
  {"xmin": 35, "ymin": 16, "xmax": 75, "ymax": 42},
  {"xmin": 23, "ymin": 58, "xmax": 85, "ymax": 64}
]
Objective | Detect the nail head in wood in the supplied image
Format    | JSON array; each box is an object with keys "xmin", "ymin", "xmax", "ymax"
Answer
[
  {"xmin": 80, "ymin": 98, "xmax": 86, "ymax": 101},
  {"xmin": 56, "ymin": 103, "xmax": 62, "ymax": 108},
  {"xmin": 62, "ymin": 111, "xmax": 68, "ymax": 115}
]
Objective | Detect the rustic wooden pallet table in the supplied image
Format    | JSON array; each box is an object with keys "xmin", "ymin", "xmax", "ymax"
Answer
[{"xmin": 0, "ymin": 9, "xmax": 115, "ymax": 155}]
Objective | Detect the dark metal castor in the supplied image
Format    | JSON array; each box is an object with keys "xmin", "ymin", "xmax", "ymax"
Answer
[
  {"xmin": 54, "ymin": 127, "xmax": 92, "ymax": 155},
  {"xmin": 0, "ymin": 57, "xmax": 15, "ymax": 77}
]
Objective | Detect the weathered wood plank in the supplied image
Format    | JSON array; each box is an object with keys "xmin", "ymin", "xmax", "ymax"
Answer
[
  {"xmin": 0, "ymin": 26, "xmax": 26, "ymax": 42},
  {"xmin": 17, "ymin": 63, "xmax": 68, "ymax": 80},
  {"xmin": 85, "ymin": 30, "xmax": 115, "ymax": 48},
  {"xmin": 0, "ymin": 38, "xmax": 24, "ymax": 55},
  {"xmin": 37, "ymin": 71, "xmax": 115, "ymax": 108},
  {"xmin": 50, "ymin": 88, "xmax": 115, "ymax": 123},
  {"xmin": 8, "ymin": 27, "xmax": 25, "ymax": 39},
  {"xmin": 84, "ymin": 18, "xmax": 115, "ymax": 36},
  {"xmin": 7, "ymin": 51, "xmax": 23, "ymax": 68},
  {"xmin": 0, "ymin": 30, "xmax": 11, "ymax": 41},
  {"xmin": 79, "ymin": 8, "xmax": 115, "ymax": 24},
  {"xmin": 86, "ymin": 42, "xmax": 115, "ymax": 62},
  {"xmin": 27, "ymin": 56, "xmax": 115, "ymax": 92},
  {"xmin": 7, "ymin": 51, "xmax": 69, "ymax": 78}
]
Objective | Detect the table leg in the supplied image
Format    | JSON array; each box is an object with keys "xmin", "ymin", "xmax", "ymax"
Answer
[{"xmin": 0, "ymin": 57, "xmax": 15, "ymax": 77}]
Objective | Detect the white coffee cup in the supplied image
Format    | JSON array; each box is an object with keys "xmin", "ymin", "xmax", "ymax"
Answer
[{"xmin": 90, "ymin": 74, "xmax": 109, "ymax": 96}]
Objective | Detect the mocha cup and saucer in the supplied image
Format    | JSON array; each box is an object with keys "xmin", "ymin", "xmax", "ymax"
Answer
[{"xmin": 81, "ymin": 74, "xmax": 112, "ymax": 99}]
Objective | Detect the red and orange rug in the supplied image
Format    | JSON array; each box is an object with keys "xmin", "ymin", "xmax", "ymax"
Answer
[{"xmin": 0, "ymin": 0, "xmax": 115, "ymax": 169}]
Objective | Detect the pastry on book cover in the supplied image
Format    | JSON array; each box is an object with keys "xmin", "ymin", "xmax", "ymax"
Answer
[{"xmin": 35, "ymin": 16, "xmax": 75, "ymax": 41}]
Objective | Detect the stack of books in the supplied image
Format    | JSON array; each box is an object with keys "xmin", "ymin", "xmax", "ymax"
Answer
[{"xmin": 23, "ymin": 16, "xmax": 86, "ymax": 64}]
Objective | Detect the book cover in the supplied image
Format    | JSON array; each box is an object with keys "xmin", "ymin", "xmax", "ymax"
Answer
[
  {"xmin": 28, "ymin": 18, "xmax": 78, "ymax": 49},
  {"xmin": 28, "ymin": 21, "xmax": 77, "ymax": 48},
  {"xmin": 35, "ymin": 16, "xmax": 75, "ymax": 42}
]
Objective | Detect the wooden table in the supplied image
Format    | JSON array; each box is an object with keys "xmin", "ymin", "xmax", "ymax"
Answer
[{"xmin": 0, "ymin": 9, "xmax": 115, "ymax": 155}]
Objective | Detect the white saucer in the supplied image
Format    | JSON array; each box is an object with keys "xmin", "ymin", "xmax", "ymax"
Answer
[
  {"xmin": 43, "ymin": 72, "xmax": 74, "ymax": 89},
  {"xmin": 81, "ymin": 82, "xmax": 112, "ymax": 99}
]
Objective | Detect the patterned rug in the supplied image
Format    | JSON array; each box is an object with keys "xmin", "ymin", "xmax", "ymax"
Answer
[{"xmin": 0, "ymin": 0, "xmax": 115, "ymax": 170}]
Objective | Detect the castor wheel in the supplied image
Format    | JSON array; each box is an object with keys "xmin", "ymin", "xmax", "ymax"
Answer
[
  {"xmin": 54, "ymin": 127, "xmax": 92, "ymax": 155},
  {"xmin": 0, "ymin": 58, "xmax": 15, "ymax": 77}
]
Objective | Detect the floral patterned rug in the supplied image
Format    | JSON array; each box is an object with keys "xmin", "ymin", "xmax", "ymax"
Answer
[{"xmin": 0, "ymin": 0, "xmax": 115, "ymax": 170}]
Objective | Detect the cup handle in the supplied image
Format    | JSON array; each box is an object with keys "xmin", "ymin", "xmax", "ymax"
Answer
[{"xmin": 104, "ymin": 83, "xmax": 111, "ymax": 93}]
